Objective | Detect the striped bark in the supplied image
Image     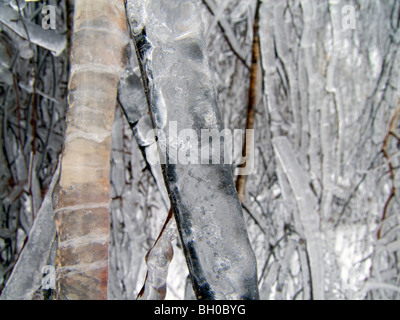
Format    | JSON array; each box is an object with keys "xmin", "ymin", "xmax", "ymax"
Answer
[{"xmin": 54, "ymin": 0, "xmax": 128, "ymax": 300}]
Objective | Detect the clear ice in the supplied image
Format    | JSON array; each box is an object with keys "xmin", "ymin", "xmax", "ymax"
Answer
[{"xmin": 126, "ymin": 0, "xmax": 259, "ymax": 300}]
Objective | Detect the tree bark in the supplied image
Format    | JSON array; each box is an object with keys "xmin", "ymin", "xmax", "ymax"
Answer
[{"xmin": 53, "ymin": 0, "xmax": 127, "ymax": 300}]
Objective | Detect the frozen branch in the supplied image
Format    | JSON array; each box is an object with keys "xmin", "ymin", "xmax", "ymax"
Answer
[
  {"xmin": 126, "ymin": 0, "xmax": 259, "ymax": 300},
  {"xmin": 0, "ymin": 163, "xmax": 59, "ymax": 300},
  {"xmin": 236, "ymin": 0, "xmax": 261, "ymax": 202},
  {"xmin": 377, "ymin": 103, "xmax": 399, "ymax": 239},
  {"xmin": 117, "ymin": 59, "xmax": 170, "ymax": 208},
  {"xmin": 0, "ymin": 3, "xmax": 66, "ymax": 56},
  {"xmin": 272, "ymin": 136, "xmax": 324, "ymax": 300},
  {"xmin": 202, "ymin": 0, "xmax": 250, "ymax": 69},
  {"xmin": 137, "ymin": 209, "xmax": 176, "ymax": 300}
]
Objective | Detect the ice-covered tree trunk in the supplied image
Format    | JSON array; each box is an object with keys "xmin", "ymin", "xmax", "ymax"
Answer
[
  {"xmin": 125, "ymin": 0, "xmax": 259, "ymax": 300},
  {"xmin": 53, "ymin": 0, "xmax": 128, "ymax": 299}
]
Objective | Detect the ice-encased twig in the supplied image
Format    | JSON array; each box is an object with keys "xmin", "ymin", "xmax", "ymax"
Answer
[
  {"xmin": 202, "ymin": 0, "xmax": 250, "ymax": 69},
  {"xmin": 0, "ymin": 3, "xmax": 66, "ymax": 56},
  {"xmin": 137, "ymin": 209, "xmax": 176, "ymax": 300},
  {"xmin": 125, "ymin": 0, "xmax": 259, "ymax": 300},
  {"xmin": 118, "ymin": 54, "xmax": 175, "ymax": 299},
  {"xmin": 117, "ymin": 53, "xmax": 170, "ymax": 208},
  {"xmin": 272, "ymin": 136, "xmax": 324, "ymax": 300},
  {"xmin": 0, "ymin": 163, "xmax": 60, "ymax": 300}
]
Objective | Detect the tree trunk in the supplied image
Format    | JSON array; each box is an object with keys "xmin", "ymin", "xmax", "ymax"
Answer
[{"xmin": 53, "ymin": 0, "xmax": 127, "ymax": 300}]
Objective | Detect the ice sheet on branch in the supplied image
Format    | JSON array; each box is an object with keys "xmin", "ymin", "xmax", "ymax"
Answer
[
  {"xmin": 125, "ymin": 0, "xmax": 259, "ymax": 299},
  {"xmin": 272, "ymin": 136, "xmax": 324, "ymax": 300}
]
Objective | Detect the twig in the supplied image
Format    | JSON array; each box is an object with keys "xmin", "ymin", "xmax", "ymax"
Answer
[
  {"xmin": 241, "ymin": 203, "xmax": 266, "ymax": 234},
  {"xmin": 0, "ymin": 2, "xmax": 66, "ymax": 56},
  {"xmin": 334, "ymin": 151, "xmax": 382, "ymax": 229},
  {"xmin": 16, "ymin": 0, "xmax": 39, "ymax": 221},
  {"xmin": 236, "ymin": 0, "xmax": 261, "ymax": 202},
  {"xmin": 202, "ymin": 0, "xmax": 251, "ymax": 70},
  {"xmin": 377, "ymin": 102, "xmax": 399, "ymax": 239},
  {"xmin": 258, "ymin": 231, "xmax": 291, "ymax": 284},
  {"xmin": 137, "ymin": 207, "xmax": 174, "ymax": 300}
]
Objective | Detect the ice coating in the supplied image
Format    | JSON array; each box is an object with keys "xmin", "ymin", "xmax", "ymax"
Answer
[
  {"xmin": 126, "ymin": 0, "xmax": 259, "ymax": 299},
  {"xmin": 125, "ymin": 0, "xmax": 147, "ymax": 36},
  {"xmin": 118, "ymin": 68, "xmax": 148, "ymax": 128},
  {"xmin": 137, "ymin": 213, "xmax": 177, "ymax": 300},
  {"xmin": 117, "ymin": 49, "xmax": 170, "ymax": 209},
  {"xmin": 0, "ymin": 164, "xmax": 59, "ymax": 300},
  {"xmin": 272, "ymin": 136, "xmax": 324, "ymax": 300}
]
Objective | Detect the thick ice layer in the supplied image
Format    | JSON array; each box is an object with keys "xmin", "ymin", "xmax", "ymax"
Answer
[
  {"xmin": 126, "ymin": 0, "xmax": 259, "ymax": 299},
  {"xmin": 117, "ymin": 52, "xmax": 170, "ymax": 209}
]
